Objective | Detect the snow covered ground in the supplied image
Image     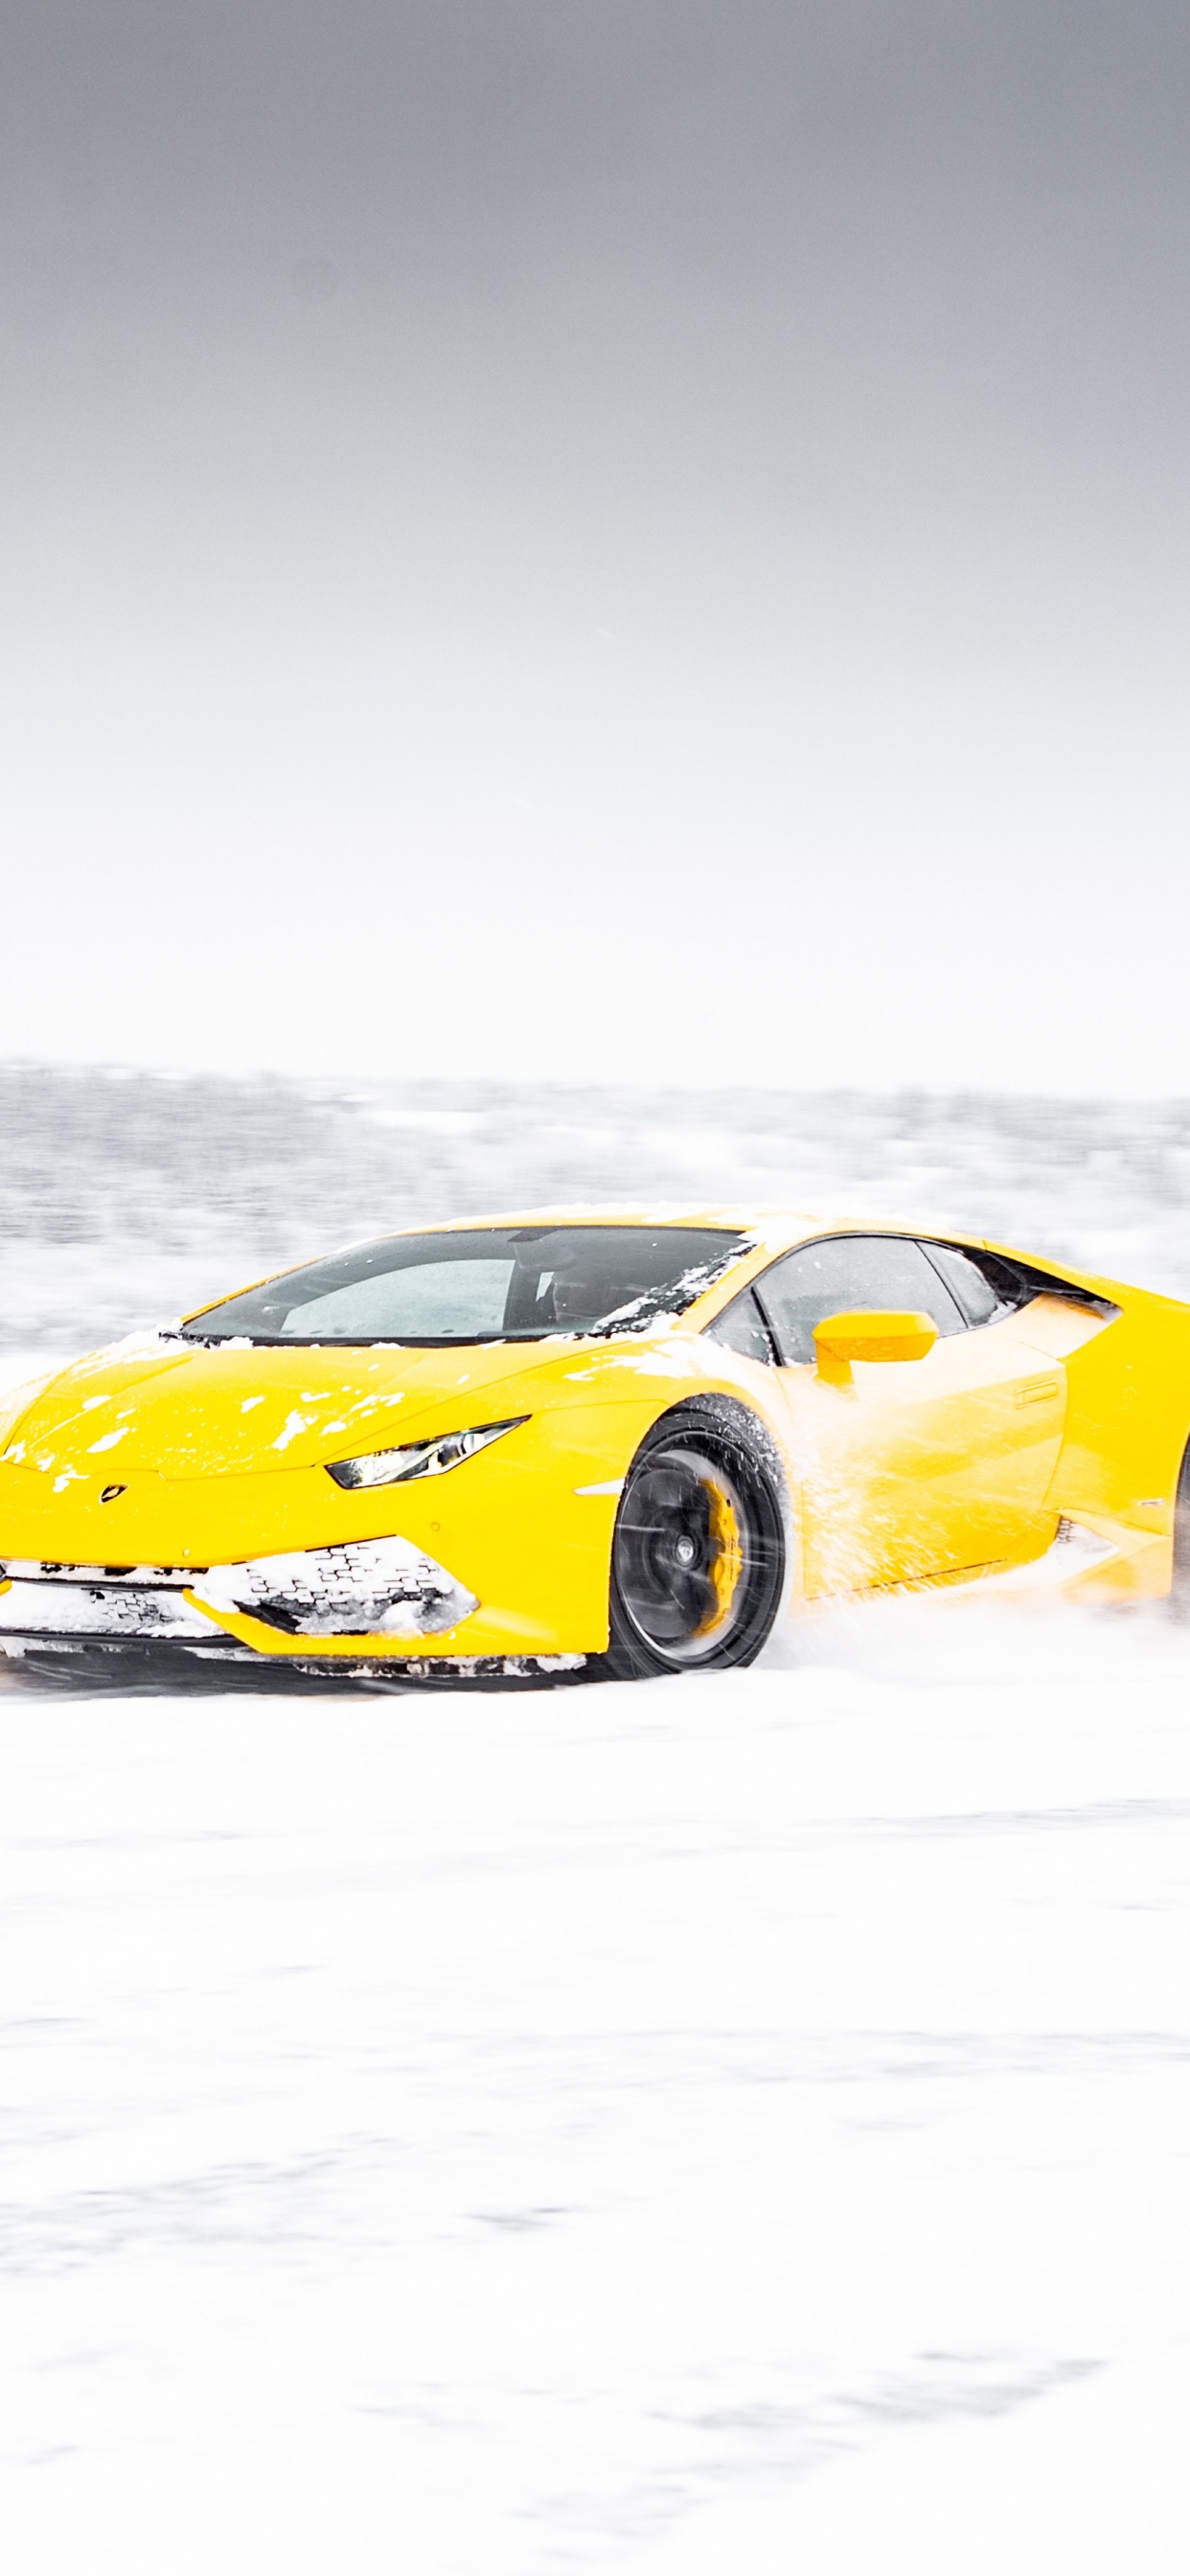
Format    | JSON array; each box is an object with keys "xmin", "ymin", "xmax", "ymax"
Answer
[
  {"xmin": 2, "ymin": 1611, "xmax": 1189, "ymax": 2571},
  {"xmin": 3, "ymin": 1081, "xmax": 1190, "ymax": 2567}
]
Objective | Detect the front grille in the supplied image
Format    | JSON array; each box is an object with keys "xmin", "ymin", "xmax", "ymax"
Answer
[
  {"xmin": 193, "ymin": 1534, "xmax": 475, "ymax": 1638},
  {"xmin": 0, "ymin": 1576, "xmax": 215, "ymax": 1642},
  {"xmin": 0, "ymin": 1534, "xmax": 477, "ymax": 1645}
]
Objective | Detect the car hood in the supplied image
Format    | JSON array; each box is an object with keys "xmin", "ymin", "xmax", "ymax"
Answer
[{"xmin": 0, "ymin": 1333, "xmax": 675, "ymax": 1483}]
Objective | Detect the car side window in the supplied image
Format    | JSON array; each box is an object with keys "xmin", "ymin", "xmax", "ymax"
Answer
[
  {"xmin": 919, "ymin": 1240, "xmax": 1008, "ymax": 1327},
  {"xmin": 754, "ymin": 1234, "xmax": 966, "ymax": 1367},
  {"xmin": 702, "ymin": 1287, "xmax": 778, "ymax": 1365}
]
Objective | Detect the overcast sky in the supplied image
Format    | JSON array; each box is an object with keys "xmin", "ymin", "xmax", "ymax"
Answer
[{"xmin": 2, "ymin": 2, "xmax": 1188, "ymax": 1092}]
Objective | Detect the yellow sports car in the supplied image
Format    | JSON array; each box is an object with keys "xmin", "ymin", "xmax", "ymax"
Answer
[{"xmin": 1, "ymin": 1209, "xmax": 1188, "ymax": 1683}]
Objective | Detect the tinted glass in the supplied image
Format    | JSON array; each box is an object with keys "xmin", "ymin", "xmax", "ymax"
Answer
[
  {"xmin": 921, "ymin": 1241, "xmax": 1004, "ymax": 1327},
  {"xmin": 702, "ymin": 1287, "xmax": 776, "ymax": 1365},
  {"xmin": 756, "ymin": 1234, "xmax": 965, "ymax": 1365},
  {"xmin": 182, "ymin": 1226, "xmax": 748, "ymax": 1345}
]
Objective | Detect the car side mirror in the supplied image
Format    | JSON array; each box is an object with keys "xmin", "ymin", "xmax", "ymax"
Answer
[{"xmin": 813, "ymin": 1308, "xmax": 939, "ymax": 1389}]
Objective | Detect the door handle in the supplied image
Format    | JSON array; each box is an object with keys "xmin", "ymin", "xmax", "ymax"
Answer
[{"xmin": 1015, "ymin": 1376, "xmax": 1058, "ymax": 1405}]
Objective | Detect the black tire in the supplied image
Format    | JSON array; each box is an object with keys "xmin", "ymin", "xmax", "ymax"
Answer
[
  {"xmin": 1172, "ymin": 1438, "xmax": 1190, "ymax": 1616},
  {"xmin": 601, "ymin": 1398, "xmax": 788, "ymax": 1680}
]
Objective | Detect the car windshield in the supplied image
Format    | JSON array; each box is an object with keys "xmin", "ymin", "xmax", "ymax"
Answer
[{"xmin": 181, "ymin": 1225, "xmax": 750, "ymax": 1346}]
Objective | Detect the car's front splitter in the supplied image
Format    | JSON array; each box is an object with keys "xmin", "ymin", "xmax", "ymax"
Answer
[{"xmin": 0, "ymin": 1631, "xmax": 588, "ymax": 1691}]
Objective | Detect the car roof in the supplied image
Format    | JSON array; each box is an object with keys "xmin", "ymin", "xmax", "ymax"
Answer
[{"xmin": 412, "ymin": 1207, "xmax": 915, "ymax": 1249}]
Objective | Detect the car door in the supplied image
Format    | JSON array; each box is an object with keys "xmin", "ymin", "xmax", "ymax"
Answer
[{"xmin": 752, "ymin": 1233, "xmax": 1066, "ymax": 1594}]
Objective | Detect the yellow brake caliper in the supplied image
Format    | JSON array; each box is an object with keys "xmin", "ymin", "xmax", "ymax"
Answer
[{"xmin": 695, "ymin": 1478, "xmax": 744, "ymax": 1636}]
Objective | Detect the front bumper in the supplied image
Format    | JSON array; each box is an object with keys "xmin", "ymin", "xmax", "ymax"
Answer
[
  {"xmin": 0, "ymin": 1530, "xmax": 591, "ymax": 1679},
  {"xmin": 0, "ymin": 1530, "xmax": 489, "ymax": 1661}
]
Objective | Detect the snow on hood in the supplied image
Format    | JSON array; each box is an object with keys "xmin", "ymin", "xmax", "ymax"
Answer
[{"xmin": 0, "ymin": 1331, "xmax": 673, "ymax": 1483}]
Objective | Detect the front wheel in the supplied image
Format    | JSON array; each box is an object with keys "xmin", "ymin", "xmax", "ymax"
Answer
[{"xmin": 603, "ymin": 1401, "xmax": 788, "ymax": 1679}]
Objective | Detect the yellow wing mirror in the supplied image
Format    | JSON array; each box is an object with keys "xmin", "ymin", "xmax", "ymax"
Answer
[{"xmin": 813, "ymin": 1308, "xmax": 939, "ymax": 1389}]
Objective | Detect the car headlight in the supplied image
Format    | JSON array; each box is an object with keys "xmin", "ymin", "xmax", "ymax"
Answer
[{"xmin": 325, "ymin": 1415, "xmax": 529, "ymax": 1490}]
